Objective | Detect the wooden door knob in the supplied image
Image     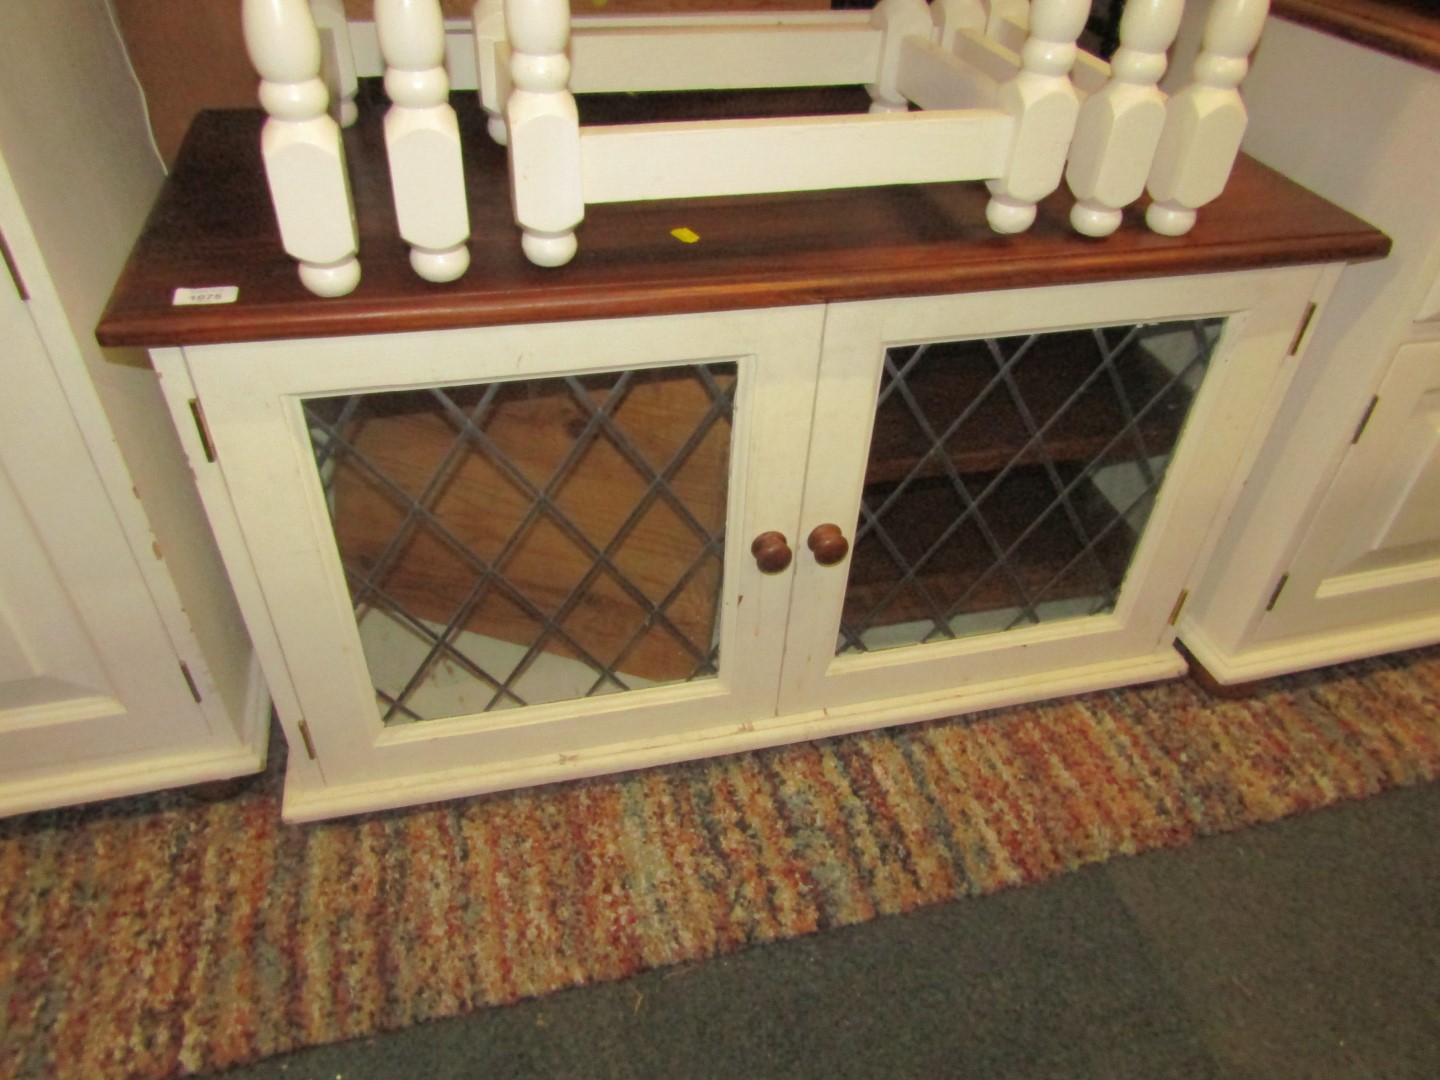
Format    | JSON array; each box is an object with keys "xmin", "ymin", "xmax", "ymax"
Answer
[
  {"xmin": 751, "ymin": 531, "xmax": 793, "ymax": 574},
  {"xmin": 807, "ymin": 523, "xmax": 850, "ymax": 566}
]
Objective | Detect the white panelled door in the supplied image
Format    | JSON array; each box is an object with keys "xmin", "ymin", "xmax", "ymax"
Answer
[
  {"xmin": 1255, "ymin": 339, "xmax": 1440, "ymax": 645},
  {"xmin": 0, "ymin": 245, "xmax": 213, "ymax": 791}
]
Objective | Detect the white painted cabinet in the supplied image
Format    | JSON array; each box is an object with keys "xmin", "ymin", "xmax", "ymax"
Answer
[
  {"xmin": 1178, "ymin": 11, "xmax": 1440, "ymax": 682},
  {"xmin": 154, "ymin": 263, "xmax": 1326, "ymax": 820},
  {"xmin": 0, "ymin": 0, "xmax": 267, "ymax": 815},
  {"xmin": 0, "ymin": 217, "xmax": 259, "ymax": 812},
  {"xmin": 1253, "ymin": 341, "xmax": 1440, "ymax": 646}
]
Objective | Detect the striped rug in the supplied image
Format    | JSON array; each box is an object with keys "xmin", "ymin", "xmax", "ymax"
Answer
[{"xmin": 3, "ymin": 645, "xmax": 1439, "ymax": 1079}]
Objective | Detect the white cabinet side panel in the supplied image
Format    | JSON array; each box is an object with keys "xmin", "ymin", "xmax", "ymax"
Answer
[
  {"xmin": 1179, "ymin": 16, "xmax": 1440, "ymax": 676},
  {"xmin": 1256, "ymin": 340, "xmax": 1440, "ymax": 646},
  {"xmin": 0, "ymin": 0, "xmax": 258, "ymax": 742},
  {"xmin": 0, "ymin": 253, "xmax": 207, "ymax": 782}
]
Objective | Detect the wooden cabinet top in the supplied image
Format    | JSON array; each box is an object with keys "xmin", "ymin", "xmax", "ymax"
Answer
[
  {"xmin": 97, "ymin": 88, "xmax": 1389, "ymax": 349},
  {"xmin": 1274, "ymin": 0, "xmax": 1440, "ymax": 70}
]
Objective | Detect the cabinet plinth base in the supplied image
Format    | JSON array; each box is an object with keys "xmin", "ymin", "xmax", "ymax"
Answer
[
  {"xmin": 0, "ymin": 659, "xmax": 272, "ymax": 818},
  {"xmin": 277, "ymin": 647, "xmax": 1187, "ymax": 822},
  {"xmin": 1178, "ymin": 642, "xmax": 1269, "ymax": 699}
]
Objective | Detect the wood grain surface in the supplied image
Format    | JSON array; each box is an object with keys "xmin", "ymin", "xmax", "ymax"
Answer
[
  {"xmin": 97, "ymin": 86, "xmax": 1390, "ymax": 349},
  {"xmin": 1273, "ymin": 0, "xmax": 1440, "ymax": 71},
  {"xmin": 325, "ymin": 368, "xmax": 732, "ymax": 683}
]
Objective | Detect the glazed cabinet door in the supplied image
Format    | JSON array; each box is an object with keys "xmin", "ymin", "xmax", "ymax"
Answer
[
  {"xmin": 178, "ymin": 306, "xmax": 823, "ymax": 817},
  {"xmin": 1253, "ymin": 339, "xmax": 1440, "ymax": 646},
  {"xmin": 779, "ymin": 269, "xmax": 1323, "ymax": 718}
]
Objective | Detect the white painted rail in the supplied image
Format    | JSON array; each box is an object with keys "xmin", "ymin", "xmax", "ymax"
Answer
[
  {"xmin": 984, "ymin": 0, "xmax": 1088, "ymax": 235},
  {"xmin": 310, "ymin": 0, "xmax": 360, "ymax": 127},
  {"xmin": 1067, "ymin": 0, "xmax": 1184, "ymax": 237},
  {"xmin": 241, "ymin": 1, "xmax": 1271, "ymax": 282},
  {"xmin": 504, "ymin": 0, "xmax": 583, "ymax": 267},
  {"xmin": 377, "ymin": 0, "xmax": 471, "ymax": 282},
  {"xmin": 1147, "ymin": 0, "xmax": 1270, "ymax": 235},
  {"xmin": 243, "ymin": 0, "xmax": 361, "ymax": 297}
]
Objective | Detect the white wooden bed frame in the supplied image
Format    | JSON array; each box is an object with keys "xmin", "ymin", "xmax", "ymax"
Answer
[{"xmin": 242, "ymin": 0, "xmax": 1270, "ymax": 297}]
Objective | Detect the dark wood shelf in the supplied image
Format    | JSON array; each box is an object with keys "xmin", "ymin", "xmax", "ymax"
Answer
[
  {"xmin": 97, "ymin": 86, "xmax": 1389, "ymax": 350},
  {"xmin": 864, "ymin": 330, "xmax": 1191, "ymax": 485},
  {"xmin": 841, "ymin": 467, "xmax": 1140, "ymax": 633}
]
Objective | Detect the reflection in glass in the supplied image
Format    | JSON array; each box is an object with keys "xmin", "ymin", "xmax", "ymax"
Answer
[
  {"xmin": 840, "ymin": 320, "xmax": 1223, "ymax": 654},
  {"xmin": 305, "ymin": 363, "xmax": 736, "ymax": 723}
]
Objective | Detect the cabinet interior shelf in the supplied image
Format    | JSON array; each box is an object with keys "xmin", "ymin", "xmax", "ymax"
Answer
[
  {"xmin": 864, "ymin": 331, "xmax": 1191, "ymax": 485},
  {"xmin": 843, "ymin": 468, "xmax": 1142, "ymax": 634},
  {"xmin": 844, "ymin": 328, "xmax": 1192, "ymax": 638}
]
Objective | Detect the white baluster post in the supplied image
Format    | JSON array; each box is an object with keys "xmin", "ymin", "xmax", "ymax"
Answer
[
  {"xmin": 866, "ymin": 0, "xmax": 937, "ymax": 114},
  {"xmin": 1066, "ymin": 0, "xmax": 1183, "ymax": 237},
  {"xmin": 377, "ymin": 0, "xmax": 471, "ymax": 283},
  {"xmin": 473, "ymin": 0, "xmax": 512, "ymax": 145},
  {"xmin": 933, "ymin": 0, "xmax": 987, "ymax": 52},
  {"xmin": 243, "ymin": 0, "xmax": 361, "ymax": 298},
  {"xmin": 505, "ymin": 0, "xmax": 583, "ymax": 267},
  {"xmin": 1145, "ymin": 0, "xmax": 1270, "ymax": 236},
  {"xmin": 985, "ymin": 0, "xmax": 1033, "ymax": 43},
  {"xmin": 985, "ymin": 0, "xmax": 1088, "ymax": 235},
  {"xmin": 309, "ymin": 0, "xmax": 359, "ymax": 127}
]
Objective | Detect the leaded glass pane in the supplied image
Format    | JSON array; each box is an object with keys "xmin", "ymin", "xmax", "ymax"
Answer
[
  {"xmin": 839, "ymin": 319, "xmax": 1223, "ymax": 655},
  {"xmin": 305, "ymin": 363, "xmax": 736, "ymax": 724}
]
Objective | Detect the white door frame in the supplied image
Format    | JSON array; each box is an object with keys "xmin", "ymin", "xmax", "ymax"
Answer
[
  {"xmin": 779, "ymin": 268, "xmax": 1324, "ymax": 715},
  {"xmin": 179, "ymin": 306, "xmax": 825, "ymax": 812}
]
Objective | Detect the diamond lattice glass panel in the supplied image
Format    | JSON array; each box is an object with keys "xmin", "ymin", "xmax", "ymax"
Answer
[
  {"xmin": 304, "ymin": 363, "xmax": 736, "ymax": 724},
  {"xmin": 839, "ymin": 319, "xmax": 1223, "ymax": 655}
]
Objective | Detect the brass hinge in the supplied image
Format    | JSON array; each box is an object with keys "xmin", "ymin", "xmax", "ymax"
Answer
[
  {"xmin": 188, "ymin": 398, "xmax": 217, "ymax": 463},
  {"xmin": 1287, "ymin": 302, "xmax": 1318, "ymax": 356},
  {"xmin": 0, "ymin": 228, "xmax": 28, "ymax": 301},
  {"xmin": 178, "ymin": 661, "xmax": 203, "ymax": 703},
  {"xmin": 1265, "ymin": 573, "xmax": 1290, "ymax": 612},
  {"xmin": 1168, "ymin": 588, "xmax": 1189, "ymax": 626},
  {"xmin": 296, "ymin": 719, "xmax": 318, "ymax": 761},
  {"xmin": 1351, "ymin": 395, "xmax": 1380, "ymax": 444}
]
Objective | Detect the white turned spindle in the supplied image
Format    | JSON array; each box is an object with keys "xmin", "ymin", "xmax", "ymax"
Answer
[
  {"xmin": 473, "ymin": 0, "xmax": 512, "ymax": 145},
  {"xmin": 1145, "ymin": 0, "xmax": 1270, "ymax": 236},
  {"xmin": 309, "ymin": 0, "xmax": 359, "ymax": 127},
  {"xmin": 985, "ymin": 0, "xmax": 1087, "ymax": 235},
  {"xmin": 377, "ymin": 0, "xmax": 471, "ymax": 282},
  {"xmin": 243, "ymin": 0, "xmax": 361, "ymax": 298},
  {"xmin": 867, "ymin": 0, "xmax": 936, "ymax": 114},
  {"xmin": 1066, "ymin": 0, "xmax": 1183, "ymax": 237},
  {"xmin": 505, "ymin": 0, "xmax": 582, "ymax": 267},
  {"xmin": 933, "ymin": 0, "xmax": 986, "ymax": 51},
  {"xmin": 986, "ymin": 0, "xmax": 1032, "ymax": 43}
]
